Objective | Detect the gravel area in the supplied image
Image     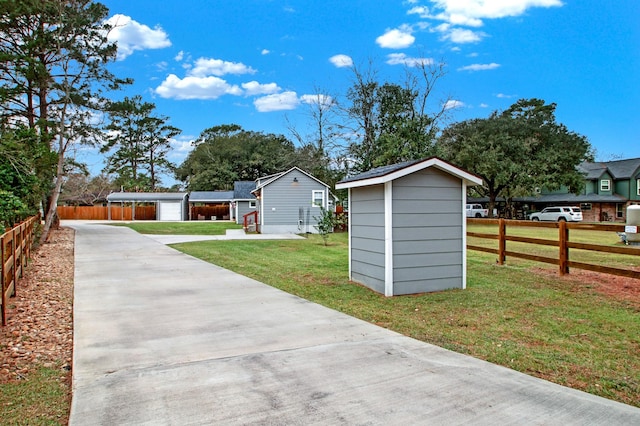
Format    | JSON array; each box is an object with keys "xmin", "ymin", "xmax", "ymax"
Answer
[{"xmin": 0, "ymin": 227, "xmax": 74, "ymax": 388}]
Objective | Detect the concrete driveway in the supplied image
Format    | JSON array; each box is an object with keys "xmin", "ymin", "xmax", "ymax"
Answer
[{"xmin": 67, "ymin": 222, "xmax": 640, "ymax": 425}]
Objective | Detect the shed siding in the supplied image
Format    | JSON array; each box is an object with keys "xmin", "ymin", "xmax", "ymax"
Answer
[
  {"xmin": 235, "ymin": 200, "xmax": 256, "ymax": 224},
  {"xmin": 391, "ymin": 168, "xmax": 463, "ymax": 293},
  {"xmin": 261, "ymin": 169, "xmax": 328, "ymax": 234},
  {"xmin": 350, "ymin": 185, "xmax": 386, "ymax": 293}
]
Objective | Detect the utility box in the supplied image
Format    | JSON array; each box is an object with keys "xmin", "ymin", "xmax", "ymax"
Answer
[{"xmin": 336, "ymin": 157, "xmax": 482, "ymax": 296}]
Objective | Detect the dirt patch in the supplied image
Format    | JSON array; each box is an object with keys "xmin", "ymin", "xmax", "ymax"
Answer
[
  {"xmin": 0, "ymin": 228, "xmax": 74, "ymax": 387},
  {"xmin": 530, "ymin": 265, "xmax": 640, "ymax": 309}
]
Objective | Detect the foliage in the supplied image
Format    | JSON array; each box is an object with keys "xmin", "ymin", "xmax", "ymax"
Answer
[
  {"xmin": 102, "ymin": 96, "xmax": 180, "ymax": 191},
  {"xmin": 286, "ymin": 90, "xmax": 348, "ymax": 189},
  {"xmin": 312, "ymin": 207, "xmax": 340, "ymax": 245},
  {"xmin": 437, "ymin": 99, "xmax": 593, "ymax": 216},
  {"xmin": 345, "ymin": 61, "xmax": 450, "ymax": 173},
  {"xmin": 0, "ymin": 0, "xmax": 129, "ymax": 242},
  {"xmin": 173, "ymin": 233, "xmax": 640, "ymax": 407},
  {"xmin": 60, "ymin": 173, "xmax": 117, "ymax": 205},
  {"xmin": 0, "ymin": 189, "xmax": 29, "ymax": 229},
  {"xmin": 176, "ymin": 124, "xmax": 297, "ymax": 191},
  {"xmin": 0, "ymin": 126, "xmax": 52, "ymax": 216}
]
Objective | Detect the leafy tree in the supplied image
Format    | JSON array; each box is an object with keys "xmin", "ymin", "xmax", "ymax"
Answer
[
  {"xmin": 0, "ymin": 0, "xmax": 129, "ymax": 241},
  {"xmin": 176, "ymin": 124, "xmax": 296, "ymax": 191},
  {"xmin": 102, "ymin": 96, "xmax": 180, "ymax": 191},
  {"xmin": 437, "ymin": 98, "xmax": 593, "ymax": 216},
  {"xmin": 313, "ymin": 207, "xmax": 345, "ymax": 246},
  {"xmin": 345, "ymin": 61, "xmax": 450, "ymax": 172}
]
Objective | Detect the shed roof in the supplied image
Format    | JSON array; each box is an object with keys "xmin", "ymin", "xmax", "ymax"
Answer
[
  {"xmin": 336, "ymin": 157, "xmax": 482, "ymax": 189},
  {"xmin": 106, "ymin": 192, "xmax": 188, "ymax": 202},
  {"xmin": 189, "ymin": 191, "xmax": 234, "ymax": 202}
]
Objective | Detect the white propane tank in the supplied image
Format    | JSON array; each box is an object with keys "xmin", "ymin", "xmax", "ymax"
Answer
[{"xmin": 626, "ymin": 205, "xmax": 640, "ymax": 243}]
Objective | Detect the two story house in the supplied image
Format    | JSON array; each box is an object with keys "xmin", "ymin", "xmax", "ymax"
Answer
[{"xmin": 533, "ymin": 157, "xmax": 640, "ymax": 222}]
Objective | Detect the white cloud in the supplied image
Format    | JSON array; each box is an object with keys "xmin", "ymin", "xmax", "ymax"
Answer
[
  {"xmin": 174, "ymin": 51, "xmax": 184, "ymax": 61},
  {"xmin": 496, "ymin": 93, "xmax": 515, "ymax": 98},
  {"xmin": 105, "ymin": 14, "xmax": 171, "ymax": 60},
  {"xmin": 300, "ymin": 94, "xmax": 334, "ymax": 107},
  {"xmin": 241, "ymin": 81, "xmax": 281, "ymax": 96},
  {"xmin": 329, "ymin": 54, "xmax": 353, "ymax": 68},
  {"xmin": 155, "ymin": 74, "xmax": 242, "ymax": 100},
  {"xmin": 254, "ymin": 91, "xmax": 300, "ymax": 112},
  {"xmin": 386, "ymin": 53, "xmax": 434, "ymax": 67},
  {"xmin": 430, "ymin": 0, "xmax": 563, "ymax": 23},
  {"xmin": 189, "ymin": 58, "xmax": 256, "ymax": 78},
  {"xmin": 458, "ymin": 62, "xmax": 500, "ymax": 71},
  {"xmin": 261, "ymin": 49, "xmax": 271, "ymax": 55},
  {"xmin": 441, "ymin": 27, "xmax": 484, "ymax": 43},
  {"xmin": 408, "ymin": 6, "xmax": 430, "ymax": 18},
  {"xmin": 444, "ymin": 99, "xmax": 465, "ymax": 110},
  {"xmin": 480, "ymin": 103, "xmax": 490, "ymax": 108},
  {"xmin": 376, "ymin": 27, "xmax": 415, "ymax": 48}
]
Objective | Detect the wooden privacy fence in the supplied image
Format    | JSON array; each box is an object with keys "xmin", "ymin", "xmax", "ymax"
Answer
[
  {"xmin": 467, "ymin": 218, "xmax": 640, "ymax": 279},
  {"xmin": 57, "ymin": 205, "xmax": 156, "ymax": 220},
  {"xmin": 191, "ymin": 205, "xmax": 230, "ymax": 220},
  {"xmin": 1, "ymin": 215, "xmax": 39, "ymax": 326}
]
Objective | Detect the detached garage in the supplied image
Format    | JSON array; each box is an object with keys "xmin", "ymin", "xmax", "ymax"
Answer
[
  {"xmin": 336, "ymin": 157, "xmax": 482, "ymax": 296},
  {"xmin": 106, "ymin": 192, "xmax": 188, "ymax": 221}
]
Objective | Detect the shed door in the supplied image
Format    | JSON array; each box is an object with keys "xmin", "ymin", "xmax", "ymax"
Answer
[{"xmin": 158, "ymin": 201, "xmax": 182, "ymax": 221}]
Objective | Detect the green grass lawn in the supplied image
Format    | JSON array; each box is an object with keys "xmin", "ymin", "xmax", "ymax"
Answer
[
  {"xmin": 172, "ymin": 230, "xmax": 640, "ymax": 407},
  {"xmin": 112, "ymin": 221, "xmax": 242, "ymax": 235}
]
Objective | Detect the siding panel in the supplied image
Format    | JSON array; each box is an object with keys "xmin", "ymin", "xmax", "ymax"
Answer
[{"xmin": 391, "ymin": 168, "xmax": 464, "ymax": 293}]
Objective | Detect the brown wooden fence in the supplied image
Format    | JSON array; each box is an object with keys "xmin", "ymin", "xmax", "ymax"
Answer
[
  {"xmin": 57, "ymin": 205, "xmax": 156, "ymax": 220},
  {"xmin": 467, "ymin": 218, "xmax": 640, "ymax": 279},
  {"xmin": 190, "ymin": 205, "xmax": 230, "ymax": 220},
  {"xmin": 1, "ymin": 215, "xmax": 39, "ymax": 326}
]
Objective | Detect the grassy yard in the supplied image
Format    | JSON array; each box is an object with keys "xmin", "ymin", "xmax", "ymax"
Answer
[
  {"xmin": 172, "ymin": 230, "xmax": 640, "ymax": 408},
  {"xmin": 112, "ymin": 221, "xmax": 242, "ymax": 235}
]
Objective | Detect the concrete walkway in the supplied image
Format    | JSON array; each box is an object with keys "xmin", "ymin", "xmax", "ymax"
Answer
[{"xmin": 68, "ymin": 222, "xmax": 640, "ymax": 425}]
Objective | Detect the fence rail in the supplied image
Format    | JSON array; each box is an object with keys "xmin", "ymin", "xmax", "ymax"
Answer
[
  {"xmin": 1, "ymin": 215, "xmax": 39, "ymax": 326},
  {"xmin": 467, "ymin": 218, "xmax": 639, "ymax": 280}
]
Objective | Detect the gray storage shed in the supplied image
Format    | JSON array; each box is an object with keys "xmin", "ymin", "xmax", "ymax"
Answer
[
  {"xmin": 106, "ymin": 192, "xmax": 188, "ymax": 221},
  {"xmin": 335, "ymin": 157, "xmax": 482, "ymax": 296}
]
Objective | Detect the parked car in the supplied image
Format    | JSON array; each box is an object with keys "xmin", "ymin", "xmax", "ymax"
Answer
[
  {"xmin": 529, "ymin": 206, "xmax": 583, "ymax": 222},
  {"xmin": 466, "ymin": 204, "xmax": 488, "ymax": 218}
]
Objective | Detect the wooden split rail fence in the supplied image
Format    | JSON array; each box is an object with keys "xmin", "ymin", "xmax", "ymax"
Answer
[
  {"xmin": 1, "ymin": 215, "xmax": 39, "ymax": 326},
  {"xmin": 467, "ymin": 218, "xmax": 640, "ymax": 279}
]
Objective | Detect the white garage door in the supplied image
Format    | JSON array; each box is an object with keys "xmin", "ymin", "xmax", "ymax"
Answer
[{"xmin": 158, "ymin": 202, "xmax": 182, "ymax": 221}]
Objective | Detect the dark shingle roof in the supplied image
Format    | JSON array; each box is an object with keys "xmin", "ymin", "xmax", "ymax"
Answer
[
  {"xmin": 233, "ymin": 181, "xmax": 256, "ymax": 199},
  {"xmin": 338, "ymin": 159, "xmax": 424, "ymax": 184},
  {"xmin": 189, "ymin": 191, "xmax": 234, "ymax": 202},
  {"xmin": 579, "ymin": 158, "xmax": 640, "ymax": 180}
]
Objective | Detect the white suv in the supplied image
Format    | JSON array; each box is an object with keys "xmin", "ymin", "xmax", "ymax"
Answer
[{"xmin": 529, "ymin": 206, "xmax": 583, "ymax": 222}]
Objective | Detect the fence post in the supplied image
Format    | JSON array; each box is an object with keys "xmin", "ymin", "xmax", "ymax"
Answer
[
  {"xmin": 498, "ymin": 218, "xmax": 506, "ymax": 265},
  {"xmin": 559, "ymin": 221, "xmax": 569, "ymax": 275}
]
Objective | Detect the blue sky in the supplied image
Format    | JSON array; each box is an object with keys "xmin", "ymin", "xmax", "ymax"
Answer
[{"xmin": 84, "ymin": 0, "xmax": 639, "ymax": 185}]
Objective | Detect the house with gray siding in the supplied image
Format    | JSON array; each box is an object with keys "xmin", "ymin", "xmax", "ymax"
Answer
[
  {"xmin": 232, "ymin": 181, "xmax": 258, "ymax": 224},
  {"xmin": 252, "ymin": 167, "xmax": 332, "ymax": 234},
  {"xmin": 336, "ymin": 157, "xmax": 482, "ymax": 296}
]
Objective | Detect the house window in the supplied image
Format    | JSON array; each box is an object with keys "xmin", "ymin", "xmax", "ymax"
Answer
[
  {"xmin": 600, "ymin": 179, "xmax": 610, "ymax": 192},
  {"xmin": 312, "ymin": 190, "xmax": 324, "ymax": 207},
  {"xmin": 637, "ymin": 179, "xmax": 640, "ymax": 196},
  {"xmin": 249, "ymin": 200, "xmax": 256, "ymax": 208},
  {"xmin": 616, "ymin": 204, "xmax": 623, "ymax": 219},
  {"xmin": 580, "ymin": 203, "xmax": 592, "ymax": 211}
]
